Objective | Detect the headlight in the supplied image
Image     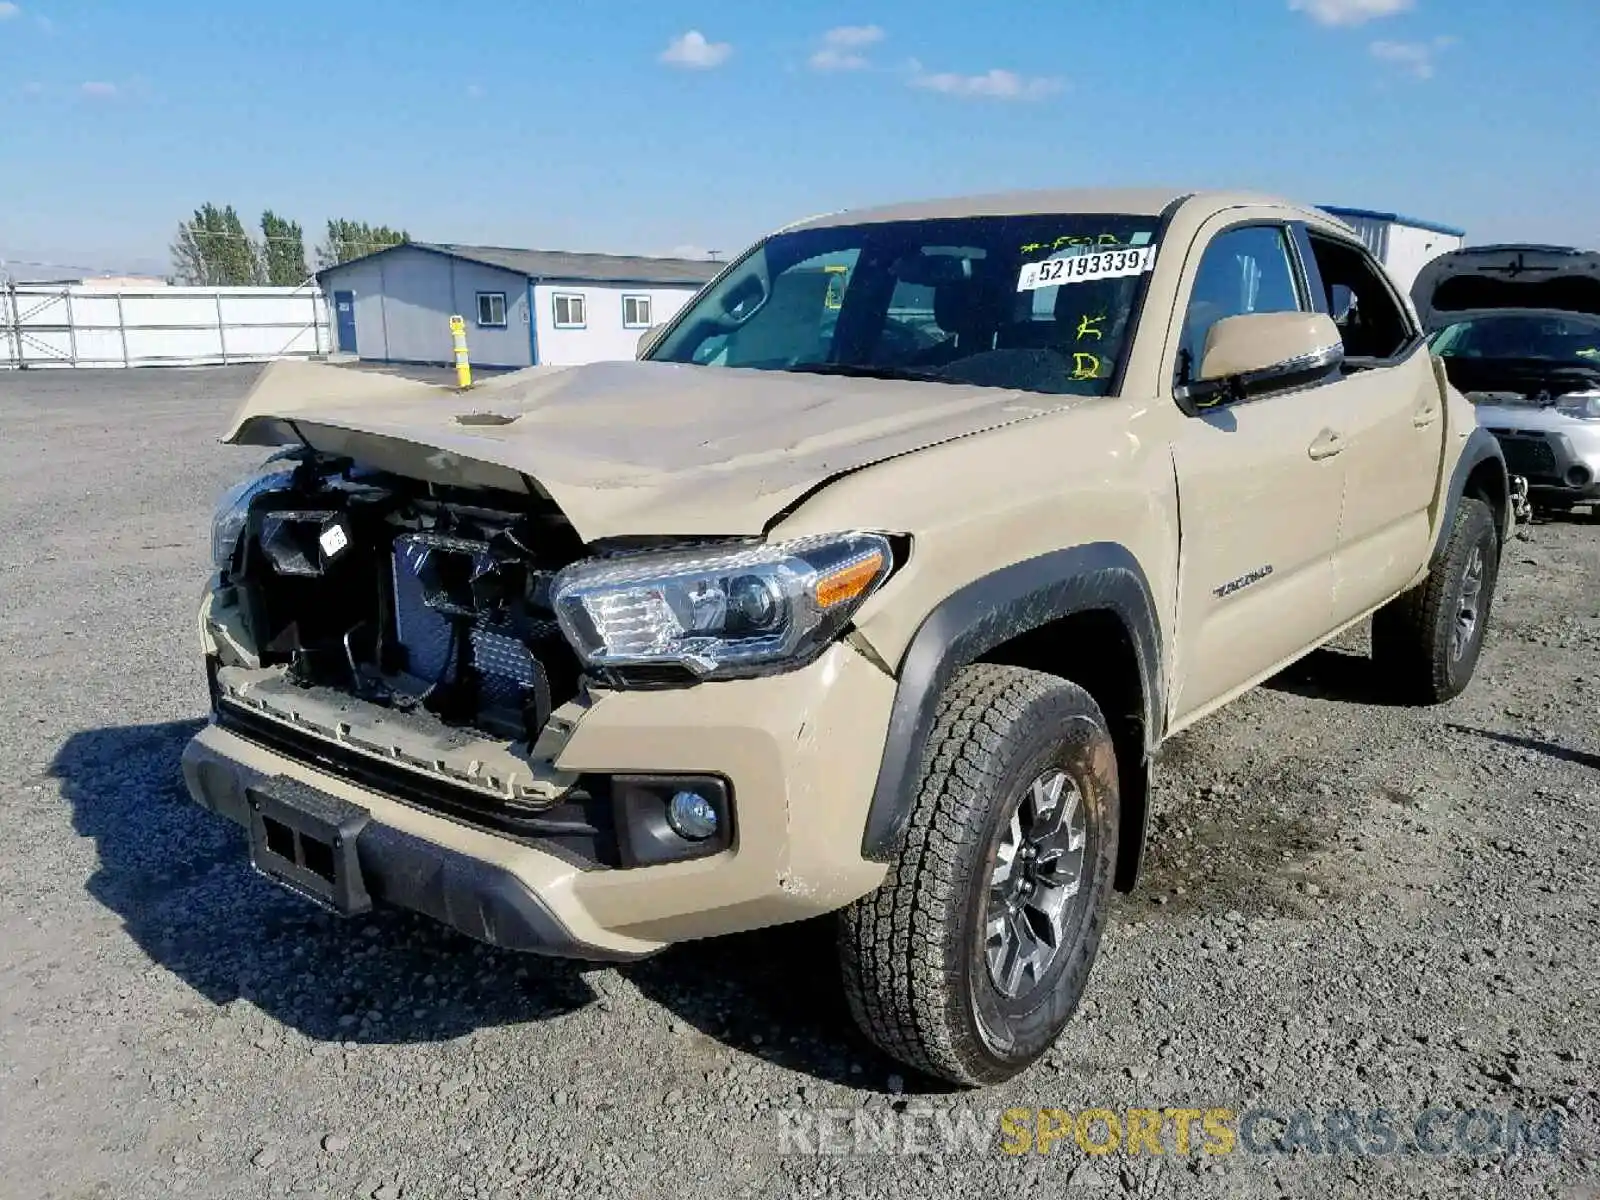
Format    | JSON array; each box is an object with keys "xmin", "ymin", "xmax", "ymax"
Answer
[
  {"xmin": 551, "ymin": 532, "xmax": 895, "ymax": 679},
  {"xmin": 211, "ymin": 461, "xmax": 300, "ymax": 570},
  {"xmin": 1555, "ymin": 391, "xmax": 1600, "ymax": 420}
]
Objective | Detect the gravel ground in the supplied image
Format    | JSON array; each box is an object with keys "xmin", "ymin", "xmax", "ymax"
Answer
[{"xmin": 0, "ymin": 366, "xmax": 1596, "ymax": 1200}]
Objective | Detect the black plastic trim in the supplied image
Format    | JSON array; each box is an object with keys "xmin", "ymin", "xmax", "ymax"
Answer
[
  {"xmin": 184, "ymin": 750, "xmax": 647, "ymax": 960},
  {"xmin": 356, "ymin": 822, "xmax": 647, "ymax": 960},
  {"xmin": 215, "ymin": 700, "xmax": 618, "ymax": 869},
  {"xmin": 1435, "ymin": 425, "xmax": 1512, "ymax": 560},
  {"xmin": 861, "ymin": 542, "xmax": 1163, "ymax": 863}
]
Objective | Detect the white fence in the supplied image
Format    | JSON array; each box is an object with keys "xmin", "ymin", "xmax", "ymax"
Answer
[{"xmin": 1, "ymin": 283, "xmax": 330, "ymax": 369}]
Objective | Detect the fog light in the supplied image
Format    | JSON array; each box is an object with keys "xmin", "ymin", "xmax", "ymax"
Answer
[
  {"xmin": 666, "ymin": 790, "xmax": 719, "ymax": 840},
  {"xmin": 1566, "ymin": 465, "xmax": 1592, "ymax": 488}
]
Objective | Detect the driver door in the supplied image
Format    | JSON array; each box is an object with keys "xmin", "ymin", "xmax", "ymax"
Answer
[{"xmin": 1166, "ymin": 219, "xmax": 1346, "ymax": 725}]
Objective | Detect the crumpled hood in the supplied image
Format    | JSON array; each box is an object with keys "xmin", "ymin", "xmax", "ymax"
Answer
[{"xmin": 225, "ymin": 358, "xmax": 1078, "ymax": 541}]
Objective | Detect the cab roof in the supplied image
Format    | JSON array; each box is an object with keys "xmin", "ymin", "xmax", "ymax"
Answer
[{"xmin": 784, "ymin": 187, "xmax": 1318, "ymax": 231}]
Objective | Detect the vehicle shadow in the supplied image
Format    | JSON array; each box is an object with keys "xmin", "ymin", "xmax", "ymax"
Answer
[
  {"xmin": 1444, "ymin": 724, "xmax": 1600, "ymax": 771},
  {"xmin": 51, "ymin": 719, "xmax": 596, "ymax": 1045},
  {"xmin": 622, "ymin": 920, "xmax": 920, "ymax": 1091},
  {"xmin": 51, "ymin": 719, "xmax": 909, "ymax": 1085},
  {"xmin": 1262, "ymin": 646, "xmax": 1409, "ymax": 708}
]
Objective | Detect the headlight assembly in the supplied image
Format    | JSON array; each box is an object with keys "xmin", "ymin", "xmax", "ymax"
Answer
[
  {"xmin": 210, "ymin": 458, "xmax": 301, "ymax": 570},
  {"xmin": 551, "ymin": 532, "xmax": 896, "ymax": 679}
]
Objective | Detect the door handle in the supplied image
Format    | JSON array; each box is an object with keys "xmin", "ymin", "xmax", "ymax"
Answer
[{"xmin": 1307, "ymin": 428, "xmax": 1345, "ymax": 461}]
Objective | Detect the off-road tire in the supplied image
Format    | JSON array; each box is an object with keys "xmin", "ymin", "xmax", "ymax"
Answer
[
  {"xmin": 1371, "ymin": 496, "xmax": 1500, "ymax": 703},
  {"xmin": 838, "ymin": 664, "xmax": 1119, "ymax": 1087}
]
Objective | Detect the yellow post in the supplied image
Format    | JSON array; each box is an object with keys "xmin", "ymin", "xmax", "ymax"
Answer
[{"xmin": 449, "ymin": 314, "xmax": 471, "ymax": 388}]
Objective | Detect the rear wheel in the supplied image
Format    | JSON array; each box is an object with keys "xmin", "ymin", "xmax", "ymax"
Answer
[
  {"xmin": 1372, "ymin": 496, "xmax": 1500, "ymax": 703},
  {"xmin": 838, "ymin": 664, "xmax": 1119, "ymax": 1086}
]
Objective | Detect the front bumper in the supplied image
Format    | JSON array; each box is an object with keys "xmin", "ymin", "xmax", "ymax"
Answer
[
  {"xmin": 1479, "ymin": 419, "xmax": 1600, "ymax": 500},
  {"xmin": 183, "ymin": 640, "xmax": 896, "ymax": 959}
]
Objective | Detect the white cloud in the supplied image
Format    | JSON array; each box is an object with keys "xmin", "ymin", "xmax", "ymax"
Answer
[
  {"xmin": 80, "ymin": 80, "xmax": 117, "ymax": 98},
  {"xmin": 1369, "ymin": 36, "xmax": 1454, "ymax": 79},
  {"xmin": 0, "ymin": 3, "xmax": 22, "ymax": 19},
  {"xmin": 659, "ymin": 30, "xmax": 732, "ymax": 70},
  {"xmin": 909, "ymin": 65, "xmax": 1062, "ymax": 101},
  {"xmin": 808, "ymin": 24, "xmax": 885, "ymax": 71},
  {"xmin": 1289, "ymin": 0, "xmax": 1412, "ymax": 26}
]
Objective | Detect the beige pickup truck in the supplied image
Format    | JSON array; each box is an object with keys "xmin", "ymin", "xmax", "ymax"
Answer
[{"xmin": 185, "ymin": 188, "xmax": 1510, "ymax": 1086}]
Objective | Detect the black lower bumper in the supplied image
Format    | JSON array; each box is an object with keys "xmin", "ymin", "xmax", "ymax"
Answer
[{"xmin": 182, "ymin": 732, "xmax": 649, "ymax": 961}]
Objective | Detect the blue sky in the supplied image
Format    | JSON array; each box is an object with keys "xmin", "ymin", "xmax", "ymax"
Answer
[{"xmin": 2, "ymin": 0, "xmax": 1596, "ymax": 276}]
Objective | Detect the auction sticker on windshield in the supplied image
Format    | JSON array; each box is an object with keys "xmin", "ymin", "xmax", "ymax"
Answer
[{"xmin": 1018, "ymin": 245, "xmax": 1156, "ymax": 292}]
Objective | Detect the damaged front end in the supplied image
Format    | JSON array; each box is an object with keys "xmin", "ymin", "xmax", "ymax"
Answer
[{"xmin": 201, "ymin": 449, "xmax": 637, "ymax": 867}]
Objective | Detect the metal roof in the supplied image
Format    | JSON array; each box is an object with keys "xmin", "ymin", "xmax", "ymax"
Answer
[
  {"xmin": 318, "ymin": 241, "xmax": 723, "ymax": 287},
  {"xmin": 1318, "ymin": 206, "xmax": 1467, "ymax": 239}
]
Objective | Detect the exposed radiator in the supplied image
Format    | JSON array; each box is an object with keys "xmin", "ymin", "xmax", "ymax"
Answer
[{"xmin": 390, "ymin": 533, "xmax": 548, "ymax": 715}]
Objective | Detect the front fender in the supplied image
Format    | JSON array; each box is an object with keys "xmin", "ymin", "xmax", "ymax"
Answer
[
  {"xmin": 859, "ymin": 542, "xmax": 1163, "ymax": 866},
  {"xmin": 1435, "ymin": 424, "xmax": 1511, "ymax": 560}
]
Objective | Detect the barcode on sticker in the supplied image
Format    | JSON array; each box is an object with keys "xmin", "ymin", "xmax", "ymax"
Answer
[
  {"xmin": 319, "ymin": 523, "xmax": 349, "ymax": 557},
  {"xmin": 1018, "ymin": 245, "xmax": 1156, "ymax": 292}
]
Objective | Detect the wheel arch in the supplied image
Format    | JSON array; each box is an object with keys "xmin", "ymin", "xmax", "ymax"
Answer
[
  {"xmin": 1436, "ymin": 426, "xmax": 1511, "ymax": 561},
  {"xmin": 860, "ymin": 542, "xmax": 1164, "ymax": 892}
]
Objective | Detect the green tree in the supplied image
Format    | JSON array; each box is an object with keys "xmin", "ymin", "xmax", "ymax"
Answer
[
  {"xmin": 260, "ymin": 210, "xmax": 308, "ymax": 286},
  {"xmin": 316, "ymin": 219, "xmax": 410, "ymax": 268},
  {"xmin": 169, "ymin": 203, "xmax": 261, "ymax": 285}
]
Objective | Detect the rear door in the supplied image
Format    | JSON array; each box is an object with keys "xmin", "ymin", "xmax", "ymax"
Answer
[
  {"xmin": 1165, "ymin": 218, "xmax": 1345, "ymax": 723},
  {"xmin": 1299, "ymin": 228, "xmax": 1441, "ymax": 620}
]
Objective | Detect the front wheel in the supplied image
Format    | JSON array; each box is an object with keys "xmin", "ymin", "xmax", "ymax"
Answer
[
  {"xmin": 838, "ymin": 664, "xmax": 1119, "ymax": 1086},
  {"xmin": 1372, "ymin": 496, "xmax": 1501, "ymax": 703}
]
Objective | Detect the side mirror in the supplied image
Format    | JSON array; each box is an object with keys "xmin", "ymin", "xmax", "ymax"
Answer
[
  {"xmin": 1185, "ymin": 312, "xmax": 1343, "ymax": 410},
  {"xmin": 635, "ymin": 323, "xmax": 666, "ymax": 358}
]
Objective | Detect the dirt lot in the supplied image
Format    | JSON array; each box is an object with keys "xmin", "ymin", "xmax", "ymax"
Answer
[{"xmin": 0, "ymin": 366, "xmax": 1595, "ymax": 1200}]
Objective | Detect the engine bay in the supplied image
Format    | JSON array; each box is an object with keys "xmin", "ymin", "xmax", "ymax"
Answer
[{"xmin": 220, "ymin": 453, "xmax": 589, "ymax": 746}]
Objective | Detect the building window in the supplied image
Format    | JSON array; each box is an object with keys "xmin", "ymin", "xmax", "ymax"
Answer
[
  {"xmin": 622, "ymin": 294, "xmax": 652, "ymax": 329},
  {"xmin": 553, "ymin": 293, "xmax": 587, "ymax": 329},
  {"xmin": 476, "ymin": 292, "xmax": 507, "ymax": 327}
]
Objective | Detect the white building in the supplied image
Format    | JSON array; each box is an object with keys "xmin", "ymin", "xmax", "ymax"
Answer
[
  {"xmin": 1318, "ymin": 206, "xmax": 1466, "ymax": 293},
  {"xmin": 315, "ymin": 243, "xmax": 722, "ymax": 370}
]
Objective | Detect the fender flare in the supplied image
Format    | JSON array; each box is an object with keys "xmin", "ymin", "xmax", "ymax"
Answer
[
  {"xmin": 1433, "ymin": 425, "xmax": 1511, "ymax": 562},
  {"xmin": 860, "ymin": 542, "xmax": 1164, "ymax": 881}
]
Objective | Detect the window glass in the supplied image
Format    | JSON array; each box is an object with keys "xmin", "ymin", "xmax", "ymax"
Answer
[
  {"xmin": 476, "ymin": 292, "xmax": 506, "ymax": 327},
  {"xmin": 1307, "ymin": 236, "xmax": 1415, "ymax": 360},
  {"xmin": 553, "ymin": 294, "xmax": 586, "ymax": 329},
  {"xmin": 622, "ymin": 295, "xmax": 652, "ymax": 328},
  {"xmin": 1431, "ymin": 313, "xmax": 1600, "ymax": 364},
  {"xmin": 1178, "ymin": 226, "xmax": 1303, "ymax": 381},
  {"xmin": 645, "ymin": 214, "xmax": 1163, "ymax": 397}
]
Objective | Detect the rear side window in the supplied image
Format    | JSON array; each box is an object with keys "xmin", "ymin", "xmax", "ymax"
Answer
[
  {"xmin": 1306, "ymin": 235, "xmax": 1416, "ymax": 360},
  {"xmin": 1178, "ymin": 225, "xmax": 1304, "ymax": 383}
]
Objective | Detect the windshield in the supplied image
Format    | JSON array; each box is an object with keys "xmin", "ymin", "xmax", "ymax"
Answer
[
  {"xmin": 1429, "ymin": 313, "xmax": 1600, "ymax": 366},
  {"xmin": 646, "ymin": 213, "xmax": 1164, "ymax": 396}
]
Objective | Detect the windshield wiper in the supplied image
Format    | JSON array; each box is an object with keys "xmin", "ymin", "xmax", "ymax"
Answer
[{"xmin": 782, "ymin": 362, "xmax": 965, "ymax": 386}]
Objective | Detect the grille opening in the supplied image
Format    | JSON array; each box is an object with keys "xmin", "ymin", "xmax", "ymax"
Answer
[
  {"xmin": 300, "ymin": 834, "xmax": 336, "ymax": 882},
  {"xmin": 262, "ymin": 816, "xmax": 295, "ymax": 861},
  {"xmin": 230, "ymin": 466, "xmax": 585, "ymax": 748}
]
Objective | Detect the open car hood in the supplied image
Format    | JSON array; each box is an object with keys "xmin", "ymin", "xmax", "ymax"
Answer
[
  {"xmin": 1411, "ymin": 244, "xmax": 1600, "ymax": 332},
  {"xmin": 224, "ymin": 359, "xmax": 1078, "ymax": 542}
]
